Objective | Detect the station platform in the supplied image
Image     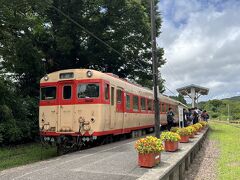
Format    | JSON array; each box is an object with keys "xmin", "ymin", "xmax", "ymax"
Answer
[{"xmin": 0, "ymin": 128, "xmax": 208, "ymax": 180}]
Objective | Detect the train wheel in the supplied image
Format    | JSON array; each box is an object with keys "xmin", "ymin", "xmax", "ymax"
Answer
[
  {"xmin": 57, "ymin": 144, "xmax": 66, "ymax": 156},
  {"xmin": 138, "ymin": 130, "xmax": 142, "ymax": 137},
  {"xmin": 142, "ymin": 129, "xmax": 146, "ymax": 136}
]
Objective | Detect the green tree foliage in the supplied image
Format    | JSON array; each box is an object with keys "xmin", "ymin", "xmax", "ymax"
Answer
[
  {"xmin": 0, "ymin": 0, "xmax": 165, "ymax": 144},
  {"xmin": 201, "ymin": 98, "xmax": 240, "ymax": 120},
  {"xmin": 0, "ymin": 76, "xmax": 38, "ymax": 144},
  {"xmin": 38, "ymin": 0, "xmax": 165, "ymax": 84},
  {"xmin": 169, "ymin": 94, "xmax": 187, "ymax": 105},
  {"xmin": 0, "ymin": 0, "xmax": 47, "ymax": 97}
]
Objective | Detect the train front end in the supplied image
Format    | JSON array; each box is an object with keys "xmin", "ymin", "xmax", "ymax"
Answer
[{"xmin": 39, "ymin": 69, "xmax": 107, "ymax": 150}]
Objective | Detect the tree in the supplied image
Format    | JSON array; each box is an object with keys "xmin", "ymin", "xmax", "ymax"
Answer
[
  {"xmin": 169, "ymin": 94, "xmax": 187, "ymax": 105},
  {"xmin": 37, "ymin": 0, "xmax": 165, "ymax": 85},
  {"xmin": 0, "ymin": 0, "xmax": 165, "ymax": 144}
]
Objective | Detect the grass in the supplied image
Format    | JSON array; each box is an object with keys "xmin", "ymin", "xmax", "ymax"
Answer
[
  {"xmin": 209, "ymin": 121, "xmax": 240, "ymax": 180},
  {"xmin": 0, "ymin": 143, "xmax": 57, "ymax": 171}
]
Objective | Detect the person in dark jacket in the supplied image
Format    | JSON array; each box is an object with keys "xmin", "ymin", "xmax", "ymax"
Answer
[
  {"xmin": 167, "ymin": 108, "xmax": 175, "ymax": 131},
  {"xmin": 183, "ymin": 109, "xmax": 188, "ymax": 127},
  {"xmin": 193, "ymin": 107, "xmax": 199, "ymax": 124}
]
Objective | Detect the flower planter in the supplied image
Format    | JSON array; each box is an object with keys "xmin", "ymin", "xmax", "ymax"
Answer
[
  {"xmin": 180, "ymin": 135, "xmax": 189, "ymax": 143},
  {"xmin": 154, "ymin": 153, "xmax": 161, "ymax": 165},
  {"xmin": 189, "ymin": 134, "xmax": 195, "ymax": 138},
  {"xmin": 138, "ymin": 153, "xmax": 161, "ymax": 168},
  {"xmin": 164, "ymin": 141, "xmax": 178, "ymax": 152}
]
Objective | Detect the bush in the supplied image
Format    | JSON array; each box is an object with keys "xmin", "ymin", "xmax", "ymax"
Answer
[
  {"xmin": 170, "ymin": 127, "xmax": 180, "ymax": 132},
  {"xmin": 0, "ymin": 77, "xmax": 39, "ymax": 145},
  {"xmin": 186, "ymin": 126, "xmax": 197, "ymax": 134},
  {"xmin": 160, "ymin": 131, "xmax": 181, "ymax": 142},
  {"xmin": 211, "ymin": 113, "xmax": 218, "ymax": 118},
  {"xmin": 176, "ymin": 128, "xmax": 191, "ymax": 136},
  {"xmin": 135, "ymin": 136, "xmax": 164, "ymax": 154},
  {"xmin": 192, "ymin": 123, "xmax": 203, "ymax": 131},
  {"xmin": 199, "ymin": 121, "xmax": 208, "ymax": 127}
]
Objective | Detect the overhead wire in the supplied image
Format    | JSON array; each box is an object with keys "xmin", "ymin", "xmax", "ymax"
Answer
[
  {"xmin": 41, "ymin": 0, "xmax": 172, "ymax": 95},
  {"xmin": 44, "ymin": 0, "xmax": 148, "ymax": 73},
  {"xmin": 165, "ymin": 85, "xmax": 177, "ymax": 96}
]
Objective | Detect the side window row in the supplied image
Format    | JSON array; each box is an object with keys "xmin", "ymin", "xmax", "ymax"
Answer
[
  {"xmin": 125, "ymin": 94, "xmax": 154, "ymax": 112},
  {"xmin": 103, "ymin": 84, "xmax": 176, "ymax": 113}
]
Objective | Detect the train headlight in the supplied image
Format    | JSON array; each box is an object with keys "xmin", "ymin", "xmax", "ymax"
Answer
[
  {"xmin": 86, "ymin": 70, "xmax": 93, "ymax": 77},
  {"xmin": 44, "ymin": 75, "xmax": 49, "ymax": 81}
]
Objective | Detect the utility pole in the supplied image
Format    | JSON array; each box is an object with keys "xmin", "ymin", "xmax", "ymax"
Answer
[{"xmin": 150, "ymin": 0, "xmax": 160, "ymax": 138}]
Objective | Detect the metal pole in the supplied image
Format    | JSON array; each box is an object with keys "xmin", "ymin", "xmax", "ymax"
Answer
[
  {"xmin": 227, "ymin": 104, "xmax": 230, "ymax": 121},
  {"xmin": 190, "ymin": 88, "xmax": 195, "ymax": 108},
  {"xmin": 150, "ymin": 0, "xmax": 160, "ymax": 138}
]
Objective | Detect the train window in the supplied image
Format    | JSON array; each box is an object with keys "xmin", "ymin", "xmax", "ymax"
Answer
[
  {"xmin": 126, "ymin": 94, "xmax": 130, "ymax": 110},
  {"xmin": 141, "ymin": 97, "xmax": 146, "ymax": 110},
  {"xmin": 111, "ymin": 87, "xmax": 114, "ymax": 105},
  {"xmin": 77, "ymin": 83, "xmax": 99, "ymax": 98},
  {"xmin": 117, "ymin": 89, "xmax": 122, "ymax": 104},
  {"xmin": 161, "ymin": 103, "xmax": 165, "ymax": 112},
  {"xmin": 63, "ymin": 85, "xmax": 72, "ymax": 99},
  {"xmin": 147, "ymin": 99, "xmax": 152, "ymax": 111},
  {"xmin": 133, "ymin": 96, "xmax": 139, "ymax": 111},
  {"xmin": 104, "ymin": 84, "xmax": 109, "ymax": 100},
  {"xmin": 40, "ymin": 87, "xmax": 56, "ymax": 100},
  {"xmin": 166, "ymin": 104, "xmax": 169, "ymax": 112}
]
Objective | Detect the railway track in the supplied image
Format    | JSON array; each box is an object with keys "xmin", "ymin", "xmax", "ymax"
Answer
[{"xmin": 211, "ymin": 120, "xmax": 240, "ymax": 129}]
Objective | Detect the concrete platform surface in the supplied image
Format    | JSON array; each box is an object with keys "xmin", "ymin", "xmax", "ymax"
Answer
[{"xmin": 0, "ymin": 129, "xmax": 208, "ymax": 180}]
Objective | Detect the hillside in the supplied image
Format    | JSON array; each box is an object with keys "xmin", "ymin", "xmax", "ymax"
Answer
[
  {"xmin": 198, "ymin": 96, "xmax": 240, "ymax": 120},
  {"xmin": 222, "ymin": 96, "xmax": 240, "ymax": 101}
]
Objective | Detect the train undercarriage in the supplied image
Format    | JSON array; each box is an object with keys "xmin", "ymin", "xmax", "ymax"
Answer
[{"xmin": 41, "ymin": 127, "xmax": 156, "ymax": 155}]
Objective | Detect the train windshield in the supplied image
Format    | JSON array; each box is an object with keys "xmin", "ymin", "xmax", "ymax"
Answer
[
  {"xmin": 77, "ymin": 83, "xmax": 99, "ymax": 98},
  {"xmin": 40, "ymin": 87, "xmax": 56, "ymax": 100}
]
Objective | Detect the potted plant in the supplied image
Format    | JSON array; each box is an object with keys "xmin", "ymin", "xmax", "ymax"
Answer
[
  {"xmin": 135, "ymin": 136, "xmax": 164, "ymax": 168},
  {"xmin": 170, "ymin": 127, "xmax": 180, "ymax": 133},
  {"xmin": 186, "ymin": 126, "xmax": 196, "ymax": 138},
  {"xmin": 193, "ymin": 123, "xmax": 203, "ymax": 133},
  {"xmin": 161, "ymin": 131, "xmax": 180, "ymax": 152},
  {"xmin": 177, "ymin": 128, "xmax": 191, "ymax": 143},
  {"xmin": 199, "ymin": 121, "xmax": 207, "ymax": 128}
]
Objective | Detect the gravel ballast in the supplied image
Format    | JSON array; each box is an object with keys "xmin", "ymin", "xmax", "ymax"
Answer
[{"xmin": 184, "ymin": 138, "xmax": 219, "ymax": 180}]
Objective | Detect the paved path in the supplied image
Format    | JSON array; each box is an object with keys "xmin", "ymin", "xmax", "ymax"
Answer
[
  {"xmin": 0, "ymin": 138, "xmax": 148, "ymax": 180},
  {"xmin": 0, "ymin": 130, "xmax": 207, "ymax": 180}
]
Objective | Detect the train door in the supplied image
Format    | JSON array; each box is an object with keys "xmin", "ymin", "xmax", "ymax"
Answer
[
  {"xmin": 110, "ymin": 86, "xmax": 116, "ymax": 128},
  {"xmin": 59, "ymin": 81, "xmax": 75, "ymax": 131},
  {"xmin": 116, "ymin": 88, "xmax": 124, "ymax": 131}
]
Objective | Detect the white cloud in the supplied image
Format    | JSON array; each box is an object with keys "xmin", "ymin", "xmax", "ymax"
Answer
[{"xmin": 158, "ymin": 0, "xmax": 240, "ymax": 101}]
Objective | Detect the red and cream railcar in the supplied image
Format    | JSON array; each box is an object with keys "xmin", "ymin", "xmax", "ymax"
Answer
[{"xmin": 39, "ymin": 69, "xmax": 182, "ymax": 144}]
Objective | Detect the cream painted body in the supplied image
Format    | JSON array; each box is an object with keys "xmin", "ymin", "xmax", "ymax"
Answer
[{"xmin": 39, "ymin": 69, "xmax": 186, "ymax": 136}]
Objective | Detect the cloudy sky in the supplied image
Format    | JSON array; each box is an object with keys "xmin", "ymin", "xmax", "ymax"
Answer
[{"xmin": 157, "ymin": 0, "xmax": 240, "ymax": 102}]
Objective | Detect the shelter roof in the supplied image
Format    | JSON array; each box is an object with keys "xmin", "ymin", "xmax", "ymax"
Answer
[{"xmin": 176, "ymin": 84, "xmax": 209, "ymax": 96}]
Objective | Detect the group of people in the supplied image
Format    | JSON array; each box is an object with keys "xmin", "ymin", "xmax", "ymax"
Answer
[{"xmin": 166, "ymin": 107, "xmax": 209, "ymax": 131}]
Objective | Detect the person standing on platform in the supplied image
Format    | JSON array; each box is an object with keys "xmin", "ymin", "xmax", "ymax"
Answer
[
  {"xmin": 201, "ymin": 110, "xmax": 209, "ymax": 122},
  {"xmin": 167, "ymin": 108, "xmax": 175, "ymax": 131},
  {"xmin": 193, "ymin": 107, "xmax": 199, "ymax": 124},
  {"xmin": 183, "ymin": 109, "xmax": 188, "ymax": 127}
]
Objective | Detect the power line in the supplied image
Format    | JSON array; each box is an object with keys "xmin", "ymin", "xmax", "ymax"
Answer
[
  {"xmin": 165, "ymin": 85, "xmax": 177, "ymax": 96},
  {"xmin": 45, "ymin": 0, "xmax": 147, "ymax": 72}
]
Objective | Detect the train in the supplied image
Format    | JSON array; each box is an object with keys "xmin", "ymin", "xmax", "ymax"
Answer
[{"xmin": 39, "ymin": 69, "xmax": 186, "ymax": 153}]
